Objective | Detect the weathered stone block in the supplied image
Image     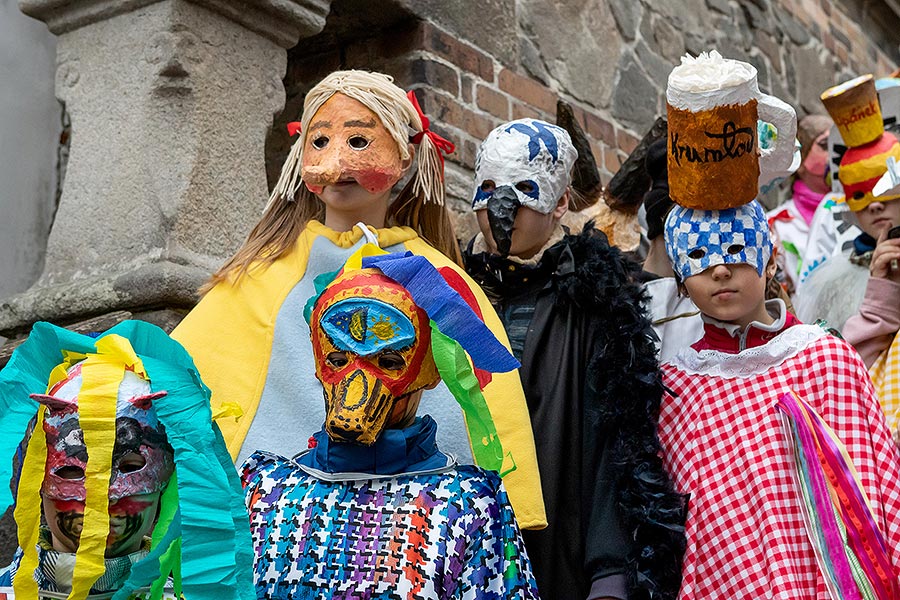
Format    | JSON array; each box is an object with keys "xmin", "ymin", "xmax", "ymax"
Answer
[
  {"xmin": 634, "ymin": 39, "xmax": 676, "ymax": 89},
  {"xmin": 395, "ymin": 0, "xmax": 517, "ymax": 65},
  {"xmin": 2, "ymin": 0, "xmax": 331, "ymax": 334},
  {"xmin": 609, "ymin": 0, "xmax": 641, "ymax": 41},
  {"xmin": 706, "ymin": 0, "xmax": 731, "ymax": 15},
  {"xmin": 517, "ymin": 0, "xmax": 623, "ymax": 109},
  {"xmin": 740, "ymin": 0, "xmax": 773, "ymax": 34},
  {"xmin": 519, "ymin": 35, "xmax": 551, "ymax": 86},
  {"xmin": 792, "ymin": 44, "xmax": 837, "ymax": 114},
  {"xmin": 642, "ymin": 0, "xmax": 711, "ymax": 32},
  {"xmin": 612, "ymin": 53, "xmax": 660, "ymax": 133},
  {"xmin": 776, "ymin": 9, "xmax": 810, "ymax": 45},
  {"xmin": 651, "ymin": 15, "xmax": 686, "ymax": 63}
]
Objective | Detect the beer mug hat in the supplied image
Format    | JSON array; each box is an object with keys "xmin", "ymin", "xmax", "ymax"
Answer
[
  {"xmin": 471, "ymin": 119, "xmax": 577, "ymax": 214},
  {"xmin": 664, "ymin": 201, "xmax": 772, "ymax": 280},
  {"xmin": 665, "ymin": 50, "xmax": 797, "ymax": 211}
]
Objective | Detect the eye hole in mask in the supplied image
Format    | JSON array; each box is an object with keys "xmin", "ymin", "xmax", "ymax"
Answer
[
  {"xmin": 377, "ymin": 351, "xmax": 406, "ymax": 371},
  {"xmin": 515, "ymin": 181, "xmax": 535, "ymax": 194},
  {"xmin": 54, "ymin": 466, "xmax": 85, "ymax": 480},
  {"xmin": 312, "ymin": 136, "xmax": 329, "ymax": 150},
  {"xmin": 688, "ymin": 248, "xmax": 706, "ymax": 260},
  {"xmin": 326, "ymin": 352, "xmax": 349, "ymax": 369},
  {"xmin": 480, "ymin": 180, "xmax": 496, "ymax": 193},
  {"xmin": 348, "ymin": 135, "xmax": 370, "ymax": 150},
  {"xmin": 118, "ymin": 453, "xmax": 147, "ymax": 474},
  {"xmin": 853, "ymin": 191, "xmax": 865, "ymax": 200},
  {"xmin": 727, "ymin": 244, "xmax": 745, "ymax": 255}
]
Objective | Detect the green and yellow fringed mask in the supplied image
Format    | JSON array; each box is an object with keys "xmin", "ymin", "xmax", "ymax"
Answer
[{"xmin": 0, "ymin": 320, "xmax": 254, "ymax": 600}]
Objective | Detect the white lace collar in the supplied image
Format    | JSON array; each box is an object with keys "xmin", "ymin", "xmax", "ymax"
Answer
[
  {"xmin": 700, "ymin": 299, "xmax": 786, "ymax": 338},
  {"xmin": 667, "ymin": 322, "xmax": 828, "ymax": 379}
]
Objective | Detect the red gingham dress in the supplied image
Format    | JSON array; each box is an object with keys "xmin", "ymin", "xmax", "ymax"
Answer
[{"xmin": 660, "ymin": 324, "xmax": 900, "ymax": 599}]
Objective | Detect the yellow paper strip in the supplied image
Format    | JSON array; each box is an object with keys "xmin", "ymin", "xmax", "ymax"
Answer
[{"xmin": 13, "ymin": 405, "xmax": 48, "ymax": 598}]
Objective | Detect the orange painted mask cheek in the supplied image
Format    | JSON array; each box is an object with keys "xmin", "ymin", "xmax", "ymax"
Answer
[{"xmin": 300, "ymin": 93, "xmax": 405, "ymax": 195}]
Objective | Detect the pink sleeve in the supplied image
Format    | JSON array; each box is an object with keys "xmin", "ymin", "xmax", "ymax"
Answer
[{"xmin": 842, "ymin": 278, "xmax": 900, "ymax": 368}]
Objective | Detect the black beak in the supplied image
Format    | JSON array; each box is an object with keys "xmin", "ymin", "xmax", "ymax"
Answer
[{"xmin": 487, "ymin": 185, "xmax": 520, "ymax": 257}]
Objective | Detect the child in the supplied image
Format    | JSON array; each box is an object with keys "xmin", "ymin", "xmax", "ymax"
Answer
[
  {"xmin": 842, "ymin": 199, "xmax": 900, "ymax": 437},
  {"xmin": 462, "ymin": 119, "xmax": 685, "ymax": 600},
  {"xmin": 172, "ymin": 70, "xmax": 544, "ymax": 529},
  {"xmin": 796, "ymin": 76, "xmax": 900, "ymax": 330},
  {"xmin": 0, "ymin": 321, "xmax": 251, "ymax": 599},
  {"xmin": 660, "ymin": 200, "xmax": 900, "ymax": 598},
  {"xmin": 242, "ymin": 248, "xmax": 539, "ymax": 599},
  {"xmin": 766, "ymin": 114, "xmax": 833, "ymax": 298}
]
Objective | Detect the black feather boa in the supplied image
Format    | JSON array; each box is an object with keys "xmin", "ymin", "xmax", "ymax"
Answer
[{"xmin": 550, "ymin": 225, "xmax": 687, "ymax": 600}]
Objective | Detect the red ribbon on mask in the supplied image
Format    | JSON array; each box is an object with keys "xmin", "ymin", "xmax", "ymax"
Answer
[
  {"xmin": 406, "ymin": 90, "xmax": 455, "ymax": 169},
  {"xmin": 287, "ymin": 121, "xmax": 302, "ymax": 137}
]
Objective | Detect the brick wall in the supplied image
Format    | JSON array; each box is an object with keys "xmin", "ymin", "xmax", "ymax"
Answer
[{"xmin": 270, "ymin": 0, "xmax": 900, "ymax": 239}]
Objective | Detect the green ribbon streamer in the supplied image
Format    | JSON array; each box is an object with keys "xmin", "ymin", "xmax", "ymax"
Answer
[{"xmin": 429, "ymin": 322, "xmax": 514, "ymax": 475}]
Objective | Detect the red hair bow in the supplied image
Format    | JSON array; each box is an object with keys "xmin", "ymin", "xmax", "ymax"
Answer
[
  {"xmin": 286, "ymin": 121, "xmax": 302, "ymax": 137},
  {"xmin": 406, "ymin": 90, "xmax": 456, "ymax": 168}
]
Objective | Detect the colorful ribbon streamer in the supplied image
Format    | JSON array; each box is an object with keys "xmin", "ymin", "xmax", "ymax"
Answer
[{"xmin": 776, "ymin": 391, "xmax": 899, "ymax": 600}]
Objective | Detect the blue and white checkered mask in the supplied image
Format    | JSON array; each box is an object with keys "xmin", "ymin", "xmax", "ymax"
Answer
[
  {"xmin": 471, "ymin": 119, "xmax": 577, "ymax": 214},
  {"xmin": 664, "ymin": 201, "xmax": 772, "ymax": 280}
]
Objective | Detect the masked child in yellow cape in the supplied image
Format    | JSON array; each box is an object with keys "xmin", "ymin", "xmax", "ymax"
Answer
[{"xmin": 172, "ymin": 70, "xmax": 545, "ymax": 528}]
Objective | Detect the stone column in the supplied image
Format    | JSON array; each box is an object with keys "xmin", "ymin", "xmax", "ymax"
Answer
[{"xmin": 0, "ymin": 0, "xmax": 330, "ymax": 334}]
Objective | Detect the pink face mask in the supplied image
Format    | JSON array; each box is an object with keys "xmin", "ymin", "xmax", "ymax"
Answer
[
  {"xmin": 803, "ymin": 149, "xmax": 828, "ymax": 178},
  {"xmin": 300, "ymin": 94, "xmax": 407, "ymax": 195},
  {"xmin": 33, "ymin": 363, "xmax": 174, "ymax": 504},
  {"xmin": 802, "ymin": 132, "xmax": 831, "ymax": 178}
]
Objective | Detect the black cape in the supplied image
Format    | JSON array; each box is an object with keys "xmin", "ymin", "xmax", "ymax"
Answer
[{"xmin": 464, "ymin": 226, "xmax": 686, "ymax": 600}]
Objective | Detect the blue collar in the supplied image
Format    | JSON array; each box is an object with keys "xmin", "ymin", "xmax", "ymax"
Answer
[
  {"xmin": 298, "ymin": 415, "xmax": 450, "ymax": 475},
  {"xmin": 853, "ymin": 232, "xmax": 877, "ymax": 256}
]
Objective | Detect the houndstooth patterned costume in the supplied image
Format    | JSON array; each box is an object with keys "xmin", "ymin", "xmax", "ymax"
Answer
[
  {"xmin": 241, "ymin": 452, "xmax": 538, "ymax": 600},
  {"xmin": 659, "ymin": 324, "xmax": 900, "ymax": 599}
]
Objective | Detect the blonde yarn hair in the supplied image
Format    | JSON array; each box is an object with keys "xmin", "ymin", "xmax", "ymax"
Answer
[{"xmin": 203, "ymin": 70, "xmax": 460, "ymax": 293}]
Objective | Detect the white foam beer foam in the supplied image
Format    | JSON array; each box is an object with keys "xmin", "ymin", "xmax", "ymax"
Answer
[{"xmin": 667, "ymin": 50, "xmax": 758, "ymax": 111}]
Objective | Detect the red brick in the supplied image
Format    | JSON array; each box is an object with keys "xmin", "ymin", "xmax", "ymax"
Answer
[
  {"xmin": 566, "ymin": 104, "xmax": 589, "ymax": 132},
  {"xmin": 835, "ymin": 41, "xmax": 849, "ymax": 65},
  {"xmin": 446, "ymin": 133, "xmax": 479, "ymax": 170},
  {"xmin": 475, "ymin": 84, "xmax": 510, "ymax": 120},
  {"xmin": 584, "ymin": 111, "xmax": 616, "ymax": 147},
  {"xmin": 416, "ymin": 88, "xmax": 496, "ymax": 141},
  {"xmin": 603, "ymin": 146, "xmax": 621, "ymax": 173},
  {"xmin": 419, "ymin": 21, "xmax": 495, "ymax": 82},
  {"xmin": 616, "ymin": 129, "xmax": 640, "ymax": 155},
  {"xmin": 408, "ymin": 57, "xmax": 459, "ymax": 96},
  {"xmin": 285, "ymin": 51, "xmax": 341, "ymax": 95},
  {"xmin": 460, "ymin": 74, "xmax": 474, "ymax": 104},
  {"xmin": 511, "ymin": 102, "xmax": 542, "ymax": 121},
  {"xmin": 498, "ymin": 68, "xmax": 557, "ymax": 114}
]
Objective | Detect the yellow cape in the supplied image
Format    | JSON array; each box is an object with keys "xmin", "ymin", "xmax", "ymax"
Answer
[{"xmin": 173, "ymin": 221, "xmax": 547, "ymax": 529}]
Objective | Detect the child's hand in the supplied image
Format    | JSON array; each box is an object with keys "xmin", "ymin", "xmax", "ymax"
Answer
[{"xmin": 870, "ymin": 226, "xmax": 900, "ymax": 283}]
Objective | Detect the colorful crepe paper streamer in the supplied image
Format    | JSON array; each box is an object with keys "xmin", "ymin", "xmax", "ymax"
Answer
[{"xmin": 776, "ymin": 391, "xmax": 899, "ymax": 600}]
